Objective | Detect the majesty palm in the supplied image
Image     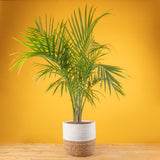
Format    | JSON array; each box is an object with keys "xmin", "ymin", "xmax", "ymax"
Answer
[{"xmin": 10, "ymin": 6, "xmax": 126, "ymax": 123}]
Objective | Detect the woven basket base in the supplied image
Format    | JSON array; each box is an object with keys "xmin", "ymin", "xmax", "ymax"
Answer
[{"xmin": 63, "ymin": 139, "xmax": 96, "ymax": 157}]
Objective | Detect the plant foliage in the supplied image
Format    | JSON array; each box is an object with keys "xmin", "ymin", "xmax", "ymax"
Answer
[{"xmin": 10, "ymin": 6, "xmax": 127, "ymax": 123}]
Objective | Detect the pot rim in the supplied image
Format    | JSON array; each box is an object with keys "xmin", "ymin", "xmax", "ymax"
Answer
[{"xmin": 63, "ymin": 120, "xmax": 95, "ymax": 125}]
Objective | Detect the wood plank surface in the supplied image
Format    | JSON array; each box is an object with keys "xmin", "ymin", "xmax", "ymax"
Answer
[{"xmin": 0, "ymin": 143, "xmax": 159, "ymax": 160}]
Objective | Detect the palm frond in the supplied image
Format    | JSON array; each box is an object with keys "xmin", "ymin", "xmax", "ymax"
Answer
[{"xmin": 10, "ymin": 6, "xmax": 126, "ymax": 123}]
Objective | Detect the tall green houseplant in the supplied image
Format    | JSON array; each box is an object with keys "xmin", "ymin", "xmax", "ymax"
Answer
[{"xmin": 10, "ymin": 6, "xmax": 126, "ymax": 123}]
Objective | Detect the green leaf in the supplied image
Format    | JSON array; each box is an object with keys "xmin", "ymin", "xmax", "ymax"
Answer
[
  {"xmin": 53, "ymin": 82, "xmax": 61, "ymax": 95},
  {"xmin": 61, "ymin": 81, "xmax": 64, "ymax": 96},
  {"xmin": 38, "ymin": 16, "xmax": 44, "ymax": 34},
  {"xmin": 46, "ymin": 78, "xmax": 62, "ymax": 92}
]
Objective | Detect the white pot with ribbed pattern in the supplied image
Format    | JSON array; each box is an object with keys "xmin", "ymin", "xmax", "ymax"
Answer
[{"xmin": 63, "ymin": 120, "xmax": 96, "ymax": 157}]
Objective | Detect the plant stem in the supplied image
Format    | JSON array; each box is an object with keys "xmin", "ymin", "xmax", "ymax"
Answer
[
  {"xmin": 73, "ymin": 110, "xmax": 75, "ymax": 123},
  {"xmin": 77, "ymin": 104, "xmax": 82, "ymax": 122},
  {"xmin": 78, "ymin": 110, "xmax": 82, "ymax": 122}
]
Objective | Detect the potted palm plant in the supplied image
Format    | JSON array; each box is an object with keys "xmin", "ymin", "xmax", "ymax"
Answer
[{"xmin": 10, "ymin": 6, "xmax": 126, "ymax": 157}]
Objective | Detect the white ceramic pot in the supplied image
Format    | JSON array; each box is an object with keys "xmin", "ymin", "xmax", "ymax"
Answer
[{"xmin": 63, "ymin": 120, "xmax": 96, "ymax": 157}]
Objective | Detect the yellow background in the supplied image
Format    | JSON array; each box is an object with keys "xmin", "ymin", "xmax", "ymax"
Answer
[{"xmin": 0, "ymin": 0, "xmax": 160, "ymax": 143}]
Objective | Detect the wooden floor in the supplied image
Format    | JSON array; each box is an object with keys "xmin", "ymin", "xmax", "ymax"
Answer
[{"xmin": 0, "ymin": 143, "xmax": 159, "ymax": 160}]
